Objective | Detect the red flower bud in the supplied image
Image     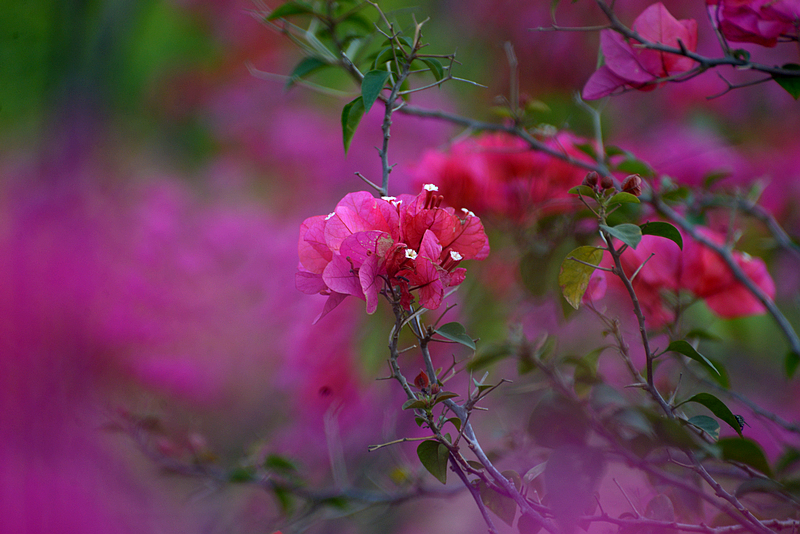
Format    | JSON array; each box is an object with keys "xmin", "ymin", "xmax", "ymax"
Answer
[
  {"xmin": 622, "ymin": 174, "xmax": 643, "ymax": 197},
  {"xmin": 582, "ymin": 171, "xmax": 599, "ymax": 188},
  {"xmin": 414, "ymin": 370, "xmax": 430, "ymax": 390},
  {"xmin": 430, "ymin": 382, "xmax": 441, "ymax": 395},
  {"xmin": 600, "ymin": 174, "xmax": 614, "ymax": 190}
]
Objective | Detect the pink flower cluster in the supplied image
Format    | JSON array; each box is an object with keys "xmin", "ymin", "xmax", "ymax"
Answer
[
  {"xmin": 296, "ymin": 185, "xmax": 490, "ymax": 320},
  {"xmin": 707, "ymin": 0, "xmax": 800, "ymax": 47},
  {"xmin": 604, "ymin": 227, "xmax": 776, "ymax": 327},
  {"xmin": 583, "ymin": 3, "xmax": 698, "ymax": 99},
  {"xmin": 411, "ymin": 132, "xmax": 593, "ymax": 221}
]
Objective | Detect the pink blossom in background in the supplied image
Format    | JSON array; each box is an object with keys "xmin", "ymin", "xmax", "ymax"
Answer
[
  {"xmin": 605, "ymin": 232, "xmax": 684, "ymax": 328},
  {"xmin": 603, "ymin": 227, "xmax": 776, "ymax": 326},
  {"xmin": 680, "ymin": 227, "xmax": 776, "ymax": 317},
  {"xmin": 583, "ymin": 3, "xmax": 698, "ymax": 99},
  {"xmin": 411, "ymin": 132, "xmax": 593, "ymax": 221},
  {"xmin": 706, "ymin": 0, "xmax": 798, "ymax": 47},
  {"xmin": 0, "ymin": 140, "xmax": 395, "ymax": 532}
]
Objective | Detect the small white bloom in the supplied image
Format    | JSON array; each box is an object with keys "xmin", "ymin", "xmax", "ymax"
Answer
[
  {"xmin": 405, "ymin": 249, "xmax": 418, "ymax": 260},
  {"xmin": 450, "ymin": 251, "xmax": 463, "ymax": 261},
  {"xmin": 461, "ymin": 208, "xmax": 475, "ymax": 217},
  {"xmin": 423, "ymin": 184, "xmax": 439, "ymax": 192},
  {"xmin": 325, "ymin": 212, "xmax": 335, "ymax": 220},
  {"xmin": 381, "ymin": 196, "xmax": 397, "ymax": 202}
]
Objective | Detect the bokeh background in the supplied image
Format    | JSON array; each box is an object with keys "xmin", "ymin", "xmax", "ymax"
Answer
[{"xmin": 2, "ymin": 0, "xmax": 799, "ymax": 532}]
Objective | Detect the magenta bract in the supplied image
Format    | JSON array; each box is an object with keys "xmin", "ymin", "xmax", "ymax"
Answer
[
  {"xmin": 297, "ymin": 185, "xmax": 490, "ymax": 321},
  {"xmin": 707, "ymin": 0, "xmax": 798, "ymax": 47},
  {"xmin": 583, "ymin": 3, "xmax": 698, "ymax": 99}
]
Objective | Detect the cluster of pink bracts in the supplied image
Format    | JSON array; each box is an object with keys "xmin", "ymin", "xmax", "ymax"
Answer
[
  {"xmin": 599, "ymin": 228, "xmax": 777, "ymax": 327},
  {"xmin": 296, "ymin": 185, "xmax": 490, "ymax": 321}
]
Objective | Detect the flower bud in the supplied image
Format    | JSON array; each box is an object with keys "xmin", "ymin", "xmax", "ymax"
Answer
[
  {"xmin": 582, "ymin": 171, "xmax": 599, "ymax": 189},
  {"xmin": 600, "ymin": 174, "xmax": 614, "ymax": 190},
  {"xmin": 414, "ymin": 370, "xmax": 430, "ymax": 390},
  {"xmin": 621, "ymin": 174, "xmax": 643, "ymax": 197},
  {"xmin": 429, "ymin": 382, "xmax": 441, "ymax": 395}
]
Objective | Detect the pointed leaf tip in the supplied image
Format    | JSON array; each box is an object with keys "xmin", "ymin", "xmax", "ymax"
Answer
[
  {"xmin": 558, "ymin": 246, "xmax": 603, "ymax": 309},
  {"xmin": 341, "ymin": 97, "xmax": 365, "ymax": 154},
  {"xmin": 361, "ymin": 70, "xmax": 391, "ymax": 113}
]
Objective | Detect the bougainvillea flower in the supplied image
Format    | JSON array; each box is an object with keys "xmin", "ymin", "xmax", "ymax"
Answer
[
  {"xmin": 611, "ymin": 233, "xmax": 684, "ymax": 327},
  {"xmin": 706, "ymin": 0, "xmax": 797, "ymax": 47},
  {"xmin": 411, "ymin": 132, "xmax": 594, "ymax": 221},
  {"xmin": 680, "ymin": 228, "xmax": 776, "ymax": 318},
  {"xmin": 583, "ymin": 3, "xmax": 698, "ymax": 99},
  {"xmin": 603, "ymin": 226, "xmax": 775, "ymax": 326},
  {"xmin": 297, "ymin": 185, "xmax": 489, "ymax": 320}
]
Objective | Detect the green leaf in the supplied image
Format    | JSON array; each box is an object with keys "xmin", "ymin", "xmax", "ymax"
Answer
[
  {"xmin": 420, "ymin": 58, "xmax": 444, "ymax": 81},
  {"xmin": 687, "ymin": 415, "xmax": 720, "ymax": 440},
  {"xmin": 718, "ymin": 438, "xmax": 773, "ymax": 477},
  {"xmin": 599, "ymin": 223, "xmax": 642, "ymax": 249},
  {"xmin": 685, "ymin": 328, "xmax": 722, "ymax": 342},
  {"xmin": 735, "ymin": 478, "xmax": 784, "ymax": 498},
  {"xmin": 372, "ymin": 46, "xmax": 396, "ymax": 69},
  {"xmin": 361, "ymin": 70, "xmax": 391, "ymax": 113},
  {"xmin": 477, "ymin": 480, "xmax": 517, "ymax": 526},
  {"xmin": 774, "ymin": 63, "xmax": 800, "ymax": 100},
  {"xmin": 705, "ymin": 356, "xmax": 730, "ymax": 389},
  {"xmin": 567, "ymin": 184, "xmax": 595, "ymax": 197},
  {"xmin": 558, "ymin": 246, "xmax": 603, "ymax": 309},
  {"xmin": 702, "ymin": 170, "xmax": 731, "ymax": 190},
  {"xmin": 786, "ymin": 350, "xmax": 800, "ymax": 378},
  {"xmin": 678, "ymin": 393, "xmax": 742, "ymax": 437},
  {"xmin": 446, "ymin": 417, "xmax": 461, "ymax": 432},
  {"xmin": 432, "ymin": 392, "xmax": 460, "ymax": 405},
  {"xmin": 615, "ymin": 157, "xmax": 655, "ymax": 178},
  {"xmin": 608, "ymin": 192, "xmax": 641, "ymax": 206},
  {"xmin": 228, "ymin": 466, "xmax": 255, "ymax": 482},
  {"xmin": 341, "ymin": 11, "xmax": 374, "ymax": 33},
  {"xmin": 320, "ymin": 495, "xmax": 349, "ymax": 509},
  {"xmin": 775, "ymin": 448, "xmax": 800, "ymax": 475},
  {"xmin": 652, "ymin": 417, "xmax": 700, "ymax": 450},
  {"xmin": 435, "ymin": 322, "xmax": 476, "ymax": 350},
  {"xmin": 267, "ymin": 0, "xmax": 315, "ymax": 20},
  {"xmin": 660, "ymin": 185, "xmax": 691, "ymax": 203},
  {"xmin": 604, "ymin": 145, "xmax": 626, "ymax": 157},
  {"xmin": 402, "ymin": 398, "xmax": 429, "ymax": 410},
  {"xmin": 640, "ymin": 221, "xmax": 683, "ymax": 250},
  {"xmin": 417, "ymin": 440, "xmax": 449, "ymax": 484},
  {"xmin": 574, "ymin": 142, "xmax": 597, "ymax": 160},
  {"xmin": 341, "ymin": 96, "xmax": 365, "ymax": 154},
  {"xmin": 285, "ymin": 56, "xmax": 329, "ymax": 89},
  {"xmin": 264, "ymin": 454, "xmax": 298, "ymax": 472},
  {"xmin": 272, "ymin": 485, "xmax": 294, "ymax": 514},
  {"xmin": 666, "ymin": 340, "xmax": 720, "ymax": 376}
]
